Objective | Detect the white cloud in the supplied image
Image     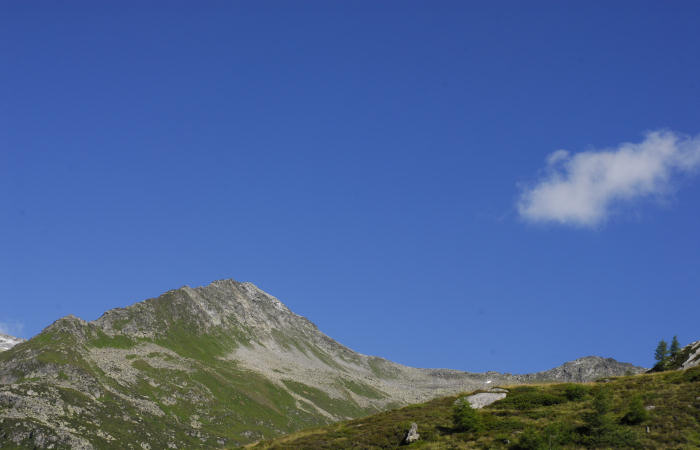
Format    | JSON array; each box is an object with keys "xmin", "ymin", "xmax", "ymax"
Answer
[
  {"xmin": 0, "ymin": 321, "xmax": 24, "ymax": 337},
  {"xmin": 517, "ymin": 131, "xmax": 700, "ymax": 227}
]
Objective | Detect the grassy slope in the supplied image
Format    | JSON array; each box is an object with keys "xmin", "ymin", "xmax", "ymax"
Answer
[{"xmin": 251, "ymin": 366, "xmax": 700, "ymax": 449}]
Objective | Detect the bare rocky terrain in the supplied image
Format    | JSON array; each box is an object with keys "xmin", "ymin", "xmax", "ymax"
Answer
[
  {"xmin": 680, "ymin": 340, "xmax": 700, "ymax": 369},
  {"xmin": 0, "ymin": 279, "xmax": 646, "ymax": 448}
]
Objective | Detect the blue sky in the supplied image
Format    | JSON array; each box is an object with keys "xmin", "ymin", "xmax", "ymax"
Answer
[{"xmin": 2, "ymin": 1, "xmax": 699, "ymax": 373}]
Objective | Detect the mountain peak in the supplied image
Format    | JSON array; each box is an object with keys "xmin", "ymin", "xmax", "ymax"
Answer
[
  {"xmin": 43, "ymin": 314, "xmax": 89, "ymax": 334},
  {"xmin": 91, "ymin": 278, "xmax": 298, "ymax": 340}
]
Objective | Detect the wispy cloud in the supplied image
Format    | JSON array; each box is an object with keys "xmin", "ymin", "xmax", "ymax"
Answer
[
  {"xmin": 517, "ymin": 131, "xmax": 700, "ymax": 227},
  {"xmin": 0, "ymin": 321, "xmax": 24, "ymax": 337}
]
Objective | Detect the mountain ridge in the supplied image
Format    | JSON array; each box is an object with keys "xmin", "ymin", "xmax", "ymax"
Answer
[{"xmin": 0, "ymin": 279, "xmax": 646, "ymax": 449}]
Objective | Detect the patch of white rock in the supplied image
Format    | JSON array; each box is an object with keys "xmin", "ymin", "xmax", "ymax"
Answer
[
  {"xmin": 0, "ymin": 333, "xmax": 25, "ymax": 352},
  {"xmin": 681, "ymin": 340, "xmax": 700, "ymax": 369}
]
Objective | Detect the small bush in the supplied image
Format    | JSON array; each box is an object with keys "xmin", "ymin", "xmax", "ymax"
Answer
[
  {"xmin": 579, "ymin": 387, "xmax": 639, "ymax": 447},
  {"xmin": 513, "ymin": 427, "xmax": 546, "ymax": 449},
  {"xmin": 492, "ymin": 387, "xmax": 565, "ymax": 410},
  {"xmin": 683, "ymin": 366, "xmax": 700, "ymax": 382},
  {"xmin": 592, "ymin": 387, "xmax": 612, "ymax": 416},
  {"xmin": 620, "ymin": 396, "xmax": 648, "ymax": 425},
  {"xmin": 453, "ymin": 397, "xmax": 482, "ymax": 432},
  {"xmin": 580, "ymin": 387, "xmax": 613, "ymax": 438},
  {"xmin": 513, "ymin": 423, "xmax": 574, "ymax": 450},
  {"xmin": 564, "ymin": 384, "xmax": 589, "ymax": 401}
]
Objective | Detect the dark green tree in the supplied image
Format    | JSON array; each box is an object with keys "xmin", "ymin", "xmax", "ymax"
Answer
[
  {"xmin": 453, "ymin": 397, "xmax": 482, "ymax": 432},
  {"xmin": 654, "ymin": 340, "xmax": 669, "ymax": 366},
  {"xmin": 670, "ymin": 336, "xmax": 681, "ymax": 357},
  {"xmin": 591, "ymin": 387, "xmax": 613, "ymax": 424},
  {"xmin": 583, "ymin": 387, "xmax": 637, "ymax": 447}
]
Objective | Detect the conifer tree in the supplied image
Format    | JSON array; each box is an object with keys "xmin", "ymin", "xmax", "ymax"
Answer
[
  {"xmin": 670, "ymin": 336, "xmax": 681, "ymax": 357},
  {"xmin": 654, "ymin": 340, "xmax": 669, "ymax": 366}
]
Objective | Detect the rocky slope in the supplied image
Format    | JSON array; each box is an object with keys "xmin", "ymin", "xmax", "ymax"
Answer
[
  {"xmin": 0, "ymin": 279, "xmax": 645, "ymax": 449},
  {"xmin": 662, "ymin": 340, "xmax": 700, "ymax": 370},
  {"xmin": 519, "ymin": 355, "xmax": 642, "ymax": 382},
  {"xmin": 0, "ymin": 333, "xmax": 25, "ymax": 352},
  {"xmin": 680, "ymin": 340, "xmax": 700, "ymax": 369}
]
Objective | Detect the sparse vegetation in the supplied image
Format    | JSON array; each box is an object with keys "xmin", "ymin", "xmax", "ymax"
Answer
[{"xmin": 89, "ymin": 330, "xmax": 137, "ymax": 349}]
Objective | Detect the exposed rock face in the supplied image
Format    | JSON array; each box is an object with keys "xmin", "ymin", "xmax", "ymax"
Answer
[
  {"xmin": 464, "ymin": 389, "xmax": 509, "ymax": 409},
  {"xmin": 0, "ymin": 333, "xmax": 24, "ymax": 352},
  {"xmin": 680, "ymin": 341, "xmax": 700, "ymax": 369},
  {"xmin": 467, "ymin": 393, "xmax": 506, "ymax": 409},
  {"xmin": 0, "ymin": 279, "xmax": 647, "ymax": 448},
  {"xmin": 404, "ymin": 422, "xmax": 419, "ymax": 444},
  {"xmin": 454, "ymin": 387, "xmax": 509, "ymax": 410}
]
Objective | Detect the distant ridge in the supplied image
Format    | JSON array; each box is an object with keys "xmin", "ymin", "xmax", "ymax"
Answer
[
  {"xmin": 0, "ymin": 333, "xmax": 24, "ymax": 352},
  {"xmin": 0, "ymin": 279, "xmax": 645, "ymax": 448}
]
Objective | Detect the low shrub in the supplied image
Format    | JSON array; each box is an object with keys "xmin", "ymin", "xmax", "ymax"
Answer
[
  {"xmin": 563, "ymin": 384, "xmax": 589, "ymax": 401},
  {"xmin": 513, "ymin": 423, "xmax": 575, "ymax": 450},
  {"xmin": 620, "ymin": 396, "xmax": 648, "ymax": 425},
  {"xmin": 453, "ymin": 397, "xmax": 482, "ymax": 432},
  {"xmin": 491, "ymin": 387, "xmax": 565, "ymax": 410}
]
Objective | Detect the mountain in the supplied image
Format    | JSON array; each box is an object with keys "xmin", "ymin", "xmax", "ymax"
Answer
[
  {"xmin": 0, "ymin": 333, "xmax": 24, "ymax": 352},
  {"xmin": 0, "ymin": 279, "xmax": 645, "ymax": 449}
]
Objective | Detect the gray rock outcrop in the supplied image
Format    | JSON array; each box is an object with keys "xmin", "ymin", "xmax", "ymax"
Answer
[
  {"xmin": 680, "ymin": 341, "xmax": 700, "ymax": 369},
  {"xmin": 520, "ymin": 356, "xmax": 645, "ymax": 382},
  {"xmin": 454, "ymin": 387, "xmax": 509, "ymax": 409},
  {"xmin": 404, "ymin": 422, "xmax": 419, "ymax": 444}
]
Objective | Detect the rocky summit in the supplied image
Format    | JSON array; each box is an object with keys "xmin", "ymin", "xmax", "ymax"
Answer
[{"xmin": 0, "ymin": 279, "xmax": 645, "ymax": 449}]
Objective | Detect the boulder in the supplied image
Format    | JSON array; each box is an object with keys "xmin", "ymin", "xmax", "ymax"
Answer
[{"xmin": 404, "ymin": 422, "xmax": 419, "ymax": 444}]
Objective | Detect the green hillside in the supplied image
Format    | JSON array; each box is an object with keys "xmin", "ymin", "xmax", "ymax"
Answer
[{"xmin": 251, "ymin": 366, "xmax": 700, "ymax": 449}]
